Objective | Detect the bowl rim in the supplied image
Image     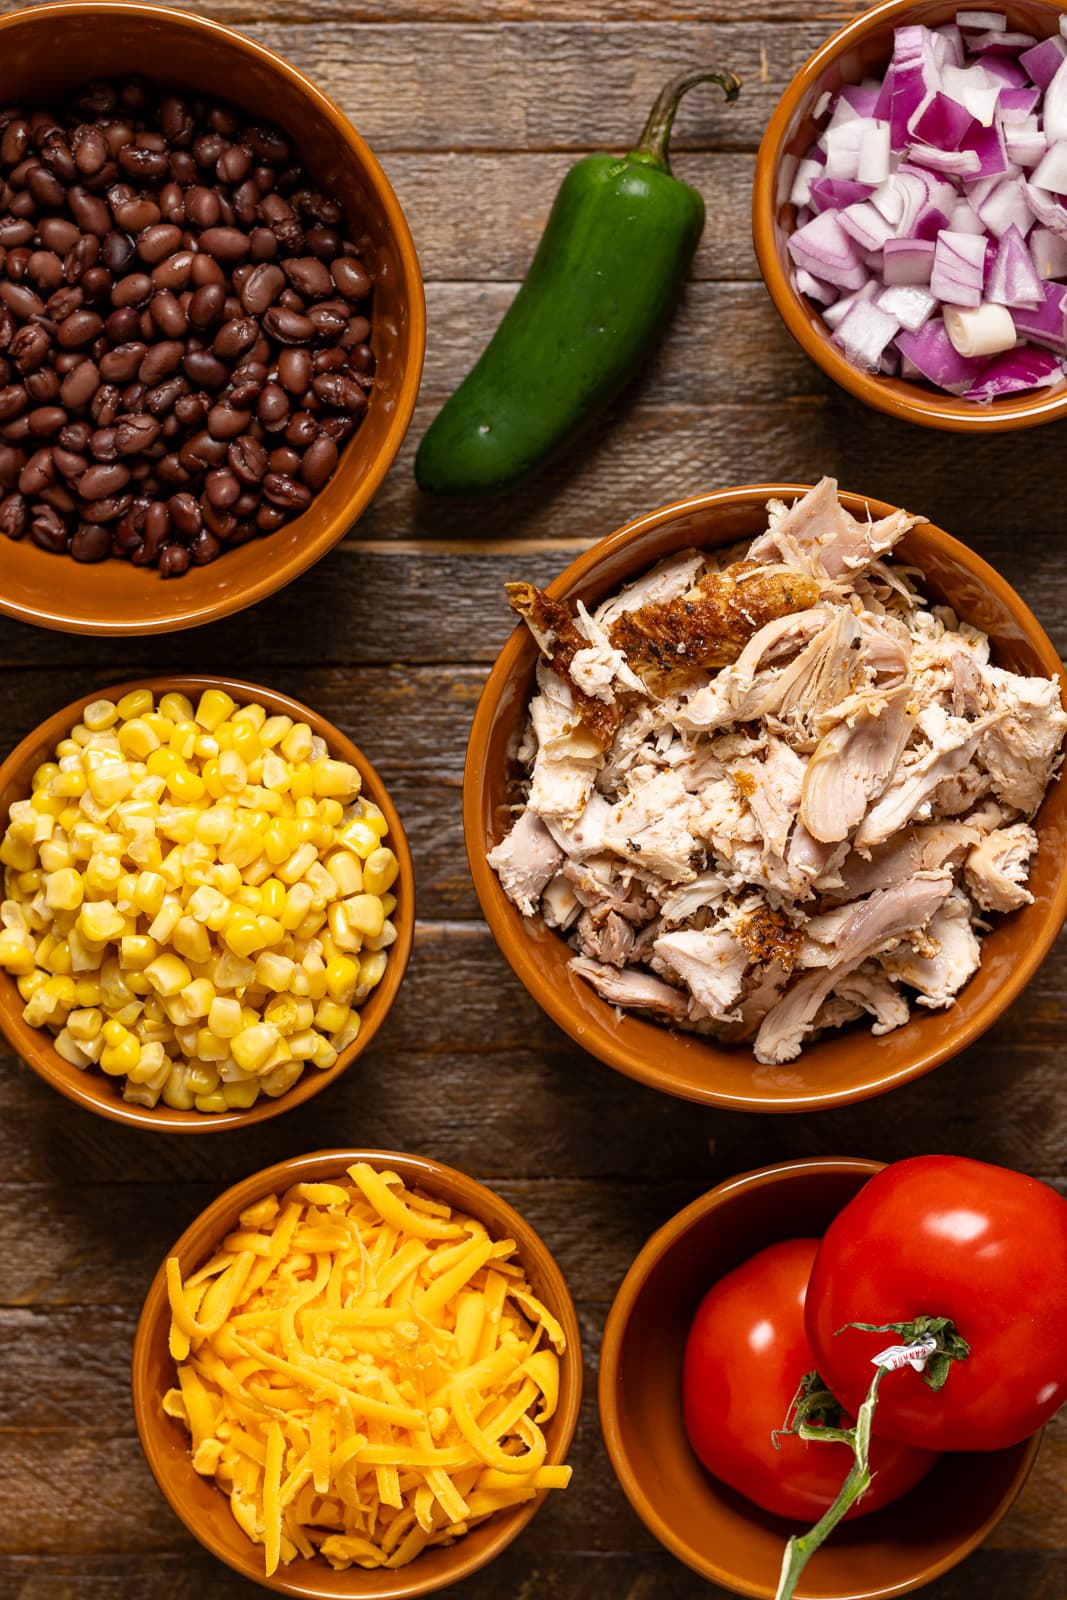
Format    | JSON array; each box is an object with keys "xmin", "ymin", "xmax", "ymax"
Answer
[
  {"xmin": 462, "ymin": 481, "xmax": 1067, "ymax": 1112},
  {"xmin": 597, "ymin": 1155, "xmax": 1043, "ymax": 1599},
  {"xmin": 0, "ymin": 0, "xmax": 426, "ymax": 635},
  {"xmin": 752, "ymin": 0, "xmax": 1067, "ymax": 433},
  {"xmin": 131, "ymin": 1146, "xmax": 584, "ymax": 1599},
  {"xmin": 0, "ymin": 674, "xmax": 415, "ymax": 1131}
]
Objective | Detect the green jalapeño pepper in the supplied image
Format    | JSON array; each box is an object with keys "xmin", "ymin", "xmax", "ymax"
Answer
[{"xmin": 414, "ymin": 68, "xmax": 740, "ymax": 497}]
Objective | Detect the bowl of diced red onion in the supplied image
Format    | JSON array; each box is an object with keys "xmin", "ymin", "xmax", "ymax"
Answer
[{"xmin": 753, "ymin": 0, "xmax": 1067, "ymax": 428}]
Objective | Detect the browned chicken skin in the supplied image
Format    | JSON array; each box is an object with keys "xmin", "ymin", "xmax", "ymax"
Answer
[{"xmin": 606, "ymin": 562, "xmax": 821, "ymax": 675}]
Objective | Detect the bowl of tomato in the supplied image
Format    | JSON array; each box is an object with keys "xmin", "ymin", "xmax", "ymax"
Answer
[{"xmin": 599, "ymin": 1157, "xmax": 1052, "ymax": 1599}]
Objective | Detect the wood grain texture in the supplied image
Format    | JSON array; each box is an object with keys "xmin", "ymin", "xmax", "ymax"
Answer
[{"xmin": 0, "ymin": 0, "xmax": 1064, "ymax": 1596}]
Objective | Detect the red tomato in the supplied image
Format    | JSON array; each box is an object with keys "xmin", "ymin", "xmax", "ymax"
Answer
[
  {"xmin": 806, "ymin": 1156, "xmax": 1067, "ymax": 1453},
  {"xmin": 682, "ymin": 1238, "xmax": 937, "ymax": 1520}
]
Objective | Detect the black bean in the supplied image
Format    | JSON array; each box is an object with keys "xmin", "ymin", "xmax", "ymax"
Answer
[
  {"xmin": 159, "ymin": 541, "xmax": 190, "ymax": 577},
  {"xmin": 139, "ymin": 340, "xmax": 184, "ymax": 385},
  {"xmin": 19, "ymin": 447, "xmax": 54, "ymax": 494},
  {"xmin": 30, "ymin": 502, "xmax": 69, "ymax": 552},
  {"xmin": 183, "ymin": 348, "xmax": 229, "ymax": 389},
  {"xmin": 257, "ymin": 383, "xmax": 289, "ymax": 429},
  {"xmin": 80, "ymin": 461, "xmax": 130, "ymax": 499},
  {"xmin": 70, "ymin": 521, "xmax": 111, "ymax": 560},
  {"xmin": 0, "ymin": 385, "xmax": 27, "ymax": 422},
  {"xmin": 331, "ymin": 256, "xmax": 372, "ymax": 301},
  {"xmin": 189, "ymin": 528, "xmax": 222, "ymax": 564},
  {"xmin": 213, "ymin": 317, "xmax": 258, "ymax": 358},
  {"xmin": 0, "ymin": 491, "xmax": 28, "ymax": 539},
  {"xmin": 28, "ymin": 406, "xmax": 66, "ymax": 436},
  {"xmin": 68, "ymin": 186, "xmax": 111, "ymax": 236},
  {"xmin": 199, "ymin": 226, "xmax": 250, "ymax": 263},
  {"xmin": 262, "ymin": 470, "xmax": 311, "ymax": 510},
  {"xmin": 57, "ymin": 309, "xmax": 104, "ymax": 349},
  {"xmin": 99, "ymin": 342, "xmax": 146, "ymax": 382},
  {"xmin": 263, "ymin": 305, "xmax": 315, "ymax": 344},
  {"xmin": 301, "ymin": 434, "xmax": 337, "ymax": 492},
  {"xmin": 311, "ymin": 372, "xmax": 369, "ymax": 412},
  {"xmin": 227, "ymin": 434, "xmax": 267, "ymax": 483}
]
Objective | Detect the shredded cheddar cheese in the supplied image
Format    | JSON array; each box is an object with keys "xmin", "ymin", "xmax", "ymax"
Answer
[{"xmin": 164, "ymin": 1163, "xmax": 571, "ymax": 1575}]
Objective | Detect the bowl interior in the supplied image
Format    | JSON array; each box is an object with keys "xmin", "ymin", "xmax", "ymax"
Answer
[
  {"xmin": 133, "ymin": 1149, "xmax": 583, "ymax": 1598},
  {"xmin": 466, "ymin": 485, "xmax": 1067, "ymax": 1111},
  {"xmin": 0, "ymin": 1, "xmax": 423, "ymax": 634},
  {"xmin": 600, "ymin": 1160, "xmax": 1040, "ymax": 1599},
  {"xmin": 755, "ymin": 0, "xmax": 1067, "ymax": 430},
  {"xmin": 0, "ymin": 676, "xmax": 414, "ymax": 1131}
]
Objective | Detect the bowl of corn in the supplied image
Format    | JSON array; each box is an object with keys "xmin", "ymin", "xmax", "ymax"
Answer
[
  {"xmin": 132, "ymin": 1147, "xmax": 582, "ymax": 1596},
  {"xmin": 0, "ymin": 676, "xmax": 413, "ymax": 1129}
]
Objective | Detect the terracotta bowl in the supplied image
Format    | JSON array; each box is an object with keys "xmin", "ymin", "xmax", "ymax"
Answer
[
  {"xmin": 0, "ymin": 1, "xmax": 424, "ymax": 634},
  {"xmin": 0, "ymin": 675, "xmax": 414, "ymax": 1130},
  {"xmin": 463, "ymin": 483, "xmax": 1067, "ymax": 1112},
  {"xmin": 133, "ymin": 1147, "xmax": 583, "ymax": 1597},
  {"xmin": 753, "ymin": 0, "xmax": 1067, "ymax": 432},
  {"xmin": 599, "ymin": 1157, "xmax": 1041, "ymax": 1598}
]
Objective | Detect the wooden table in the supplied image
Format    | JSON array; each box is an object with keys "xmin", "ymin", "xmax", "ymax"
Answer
[{"xmin": 0, "ymin": 0, "xmax": 1064, "ymax": 1595}]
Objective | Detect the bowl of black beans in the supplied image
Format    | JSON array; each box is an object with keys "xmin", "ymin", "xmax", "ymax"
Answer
[{"xmin": 0, "ymin": 0, "xmax": 424, "ymax": 634}]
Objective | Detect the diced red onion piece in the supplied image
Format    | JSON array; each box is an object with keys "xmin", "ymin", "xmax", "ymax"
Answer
[
  {"xmin": 981, "ymin": 55, "xmax": 1030, "ymax": 88},
  {"xmin": 986, "ymin": 223, "xmax": 1043, "ymax": 306},
  {"xmin": 968, "ymin": 32, "xmax": 1036, "ymax": 55},
  {"xmin": 934, "ymin": 25, "xmax": 965, "ymax": 69},
  {"xmin": 841, "ymin": 83, "xmax": 883, "ymax": 116},
  {"xmin": 884, "ymin": 237, "xmax": 937, "ymax": 283},
  {"xmin": 997, "ymin": 86, "xmax": 1042, "ymax": 124},
  {"xmin": 1044, "ymin": 55, "xmax": 1067, "ymax": 143},
  {"xmin": 910, "ymin": 91, "xmax": 975, "ymax": 148},
  {"xmin": 942, "ymin": 62, "xmax": 1001, "ymax": 124},
  {"xmin": 788, "ymin": 211, "xmax": 871, "ymax": 290},
  {"xmin": 824, "ymin": 119, "xmax": 865, "ymax": 179},
  {"xmin": 949, "ymin": 199, "xmax": 986, "ymax": 234},
  {"xmin": 857, "ymin": 121, "xmax": 892, "ymax": 183},
  {"xmin": 1024, "ymin": 180, "xmax": 1067, "ymax": 236},
  {"xmin": 813, "ymin": 89, "xmax": 833, "ymax": 120},
  {"xmin": 822, "ymin": 281, "xmax": 878, "ymax": 331},
  {"xmin": 839, "ymin": 200, "xmax": 897, "ymax": 251},
  {"xmin": 931, "ymin": 229, "xmax": 988, "ymax": 304},
  {"xmin": 1005, "ymin": 118, "xmax": 1048, "ymax": 167},
  {"xmin": 809, "ymin": 176, "xmax": 875, "ymax": 213},
  {"xmin": 790, "ymin": 157, "xmax": 828, "ymax": 208},
  {"xmin": 1030, "ymin": 224, "xmax": 1067, "ymax": 278},
  {"xmin": 976, "ymin": 174, "xmax": 1035, "ymax": 237},
  {"xmin": 963, "ymin": 346, "xmax": 1066, "ymax": 399},
  {"xmin": 833, "ymin": 299, "xmax": 901, "ymax": 370},
  {"xmin": 909, "ymin": 142, "xmax": 982, "ymax": 177},
  {"xmin": 1031, "ymin": 141, "xmax": 1067, "ymax": 195},
  {"xmin": 795, "ymin": 267, "xmax": 839, "ymax": 305},
  {"xmin": 956, "ymin": 10, "xmax": 1006, "ymax": 30},
  {"xmin": 960, "ymin": 117, "xmax": 1010, "ymax": 178},
  {"xmin": 1019, "ymin": 35, "xmax": 1067, "ymax": 90},
  {"xmin": 877, "ymin": 283, "xmax": 938, "ymax": 330},
  {"xmin": 894, "ymin": 317, "xmax": 988, "ymax": 390},
  {"xmin": 1011, "ymin": 279, "xmax": 1067, "ymax": 349}
]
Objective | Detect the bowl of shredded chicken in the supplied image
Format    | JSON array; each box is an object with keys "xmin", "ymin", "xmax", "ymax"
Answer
[{"xmin": 466, "ymin": 479, "xmax": 1067, "ymax": 1110}]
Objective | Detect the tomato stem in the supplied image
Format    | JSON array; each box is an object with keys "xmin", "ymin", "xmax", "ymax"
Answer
[{"xmin": 774, "ymin": 1367, "xmax": 887, "ymax": 1600}]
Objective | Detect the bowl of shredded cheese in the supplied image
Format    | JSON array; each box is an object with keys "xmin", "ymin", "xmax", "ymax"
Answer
[
  {"xmin": 132, "ymin": 1148, "xmax": 581, "ymax": 1595},
  {"xmin": 0, "ymin": 676, "xmax": 414, "ymax": 1129}
]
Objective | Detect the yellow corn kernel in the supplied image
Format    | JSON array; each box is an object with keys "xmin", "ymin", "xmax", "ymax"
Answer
[
  {"xmin": 73, "ymin": 978, "xmax": 102, "ymax": 1007},
  {"xmin": 326, "ymin": 901, "xmax": 360, "ymax": 952},
  {"xmin": 311, "ymin": 758, "xmax": 360, "ymax": 800},
  {"xmin": 18, "ymin": 969, "xmax": 47, "ymax": 1001},
  {"xmin": 87, "ymin": 761, "xmax": 134, "ymax": 808},
  {"xmin": 222, "ymin": 1078, "xmax": 260, "ymax": 1109},
  {"xmin": 323, "ymin": 851, "xmax": 362, "ymax": 897},
  {"xmin": 172, "ymin": 917, "xmax": 212, "ymax": 966},
  {"xmin": 222, "ymin": 910, "xmax": 267, "ymax": 959},
  {"xmin": 263, "ymin": 817, "xmax": 296, "ymax": 865},
  {"xmin": 255, "ymin": 951, "xmax": 295, "ymax": 992},
  {"xmin": 363, "ymin": 848, "xmax": 399, "ymax": 896},
  {"xmin": 278, "ymin": 842, "xmax": 317, "ymax": 885},
  {"xmin": 286, "ymin": 1029, "xmax": 318, "ymax": 1059},
  {"xmin": 314, "ymin": 998, "xmax": 349, "ymax": 1033},
  {"xmin": 232, "ymin": 884, "xmax": 262, "ymax": 912},
  {"xmin": 126, "ymin": 1040, "xmax": 167, "ymax": 1085},
  {"xmin": 324, "ymin": 956, "xmax": 359, "ymax": 1003},
  {"xmin": 256, "ymin": 878, "xmax": 285, "ymax": 920},
  {"xmin": 83, "ymin": 698, "xmax": 119, "ymax": 732},
  {"xmin": 336, "ymin": 819, "xmax": 379, "ymax": 859},
  {"xmin": 218, "ymin": 749, "xmax": 248, "ymax": 794},
  {"xmin": 231, "ymin": 721, "xmax": 262, "ymax": 764},
  {"xmin": 146, "ymin": 747, "xmax": 178, "ymax": 783},
  {"xmin": 257, "ymin": 715, "xmax": 292, "ymax": 750},
  {"xmin": 280, "ymin": 882, "xmax": 314, "ymax": 930},
  {"xmin": 192, "ymin": 1027, "xmax": 226, "ymax": 1062},
  {"xmin": 76, "ymin": 901, "xmax": 124, "ymax": 942},
  {"xmin": 44, "ymin": 868, "xmax": 83, "ymax": 912},
  {"xmin": 231, "ymin": 1022, "xmax": 283, "ymax": 1074},
  {"xmin": 180, "ymin": 978, "xmax": 215, "ymax": 1020},
  {"xmin": 212, "ymin": 950, "xmax": 257, "ymax": 991},
  {"xmin": 0, "ymin": 931, "xmax": 35, "ymax": 974},
  {"xmin": 193, "ymin": 806, "xmax": 233, "ymax": 847},
  {"xmin": 194, "ymin": 1089, "xmax": 230, "ymax": 1114},
  {"xmin": 54, "ymin": 1030, "xmax": 91, "ymax": 1069},
  {"xmin": 362, "ymin": 802, "xmax": 389, "ymax": 838},
  {"xmin": 0, "ymin": 833, "xmax": 36, "ymax": 871},
  {"xmin": 318, "ymin": 798, "xmax": 344, "ymax": 827},
  {"xmin": 208, "ymin": 995, "xmax": 244, "ymax": 1038},
  {"xmin": 117, "ymin": 689, "xmax": 154, "ymax": 721},
  {"xmin": 345, "ymin": 894, "xmax": 385, "ymax": 939},
  {"xmin": 309, "ymin": 1035, "xmax": 338, "ymax": 1072},
  {"xmin": 167, "ymin": 719, "xmax": 198, "ymax": 760},
  {"xmin": 219, "ymin": 824, "xmax": 262, "ymax": 870},
  {"xmin": 330, "ymin": 1009, "xmax": 361, "ymax": 1052},
  {"xmin": 200, "ymin": 757, "xmax": 224, "ymax": 799},
  {"xmin": 233, "ymin": 701, "xmax": 266, "ymax": 731},
  {"xmin": 161, "ymin": 1066, "xmax": 195, "ymax": 1111},
  {"xmin": 261, "ymin": 754, "xmax": 291, "ymax": 792},
  {"xmin": 133, "ymin": 871, "xmax": 166, "ymax": 918},
  {"xmin": 167, "ymin": 765, "xmax": 206, "ymax": 803},
  {"xmin": 101, "ymin": 1030, "xmax": 140, "ymax": 1076},
  {"xmin": 294, "ymin": 796, "xmax": 318, "ymax": 821},
  {"xmin": 381, "ymin": 892, "xmax": 397, "ymax": 918},
  {"xmin": 360, "ymin": 950, "xmax": 389, "ymax": 990},
  {"xmin": 144, "ymin": 953, "xmax": 192, "ymax": 997},
  {"xmin": 194, "ymin": 688, "xmax": 235, "ymax": 732},
  {"xmin": 280, "ymin": 722, "xmax": 312, "ymax": 763},
  {"xmin": 261, "ymin": 1058, "xmax": 303, "ymax": 1097},
  {"xmin": 31, "ymin": 791, "xmax": 65, "ymax": 818},
  {"xmin": 148, "ymin": 898, "xmax": 182, "ymax": 943},
  {"xmin": 32, "ymin": 762, "xmax": 60, "ymax": 791},
  {"xmin": 119, "ymin": 935, "xmax": 157, "ymax": 970},
  {"xmin": 288, "ymin": 765, "xmax": 314, "ymax": 801},
  {"xmin": 67, "ymin": 1007, "xmax": 103, "ymax": 1041},
  {"xmin": 117, "ymin": 718, "xmax": 160, "ymax": 759},
  {"xmin": 85, "ymin": 855, "xmax": 122, "ymax": 895},
  {"xmin": 158, "ymin": 691, "xmax": 194, "ymax": 724}
]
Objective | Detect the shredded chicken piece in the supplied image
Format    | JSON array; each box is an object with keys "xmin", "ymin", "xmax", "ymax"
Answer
[{"xmin": 490, "ymin": 479, "xmax": 1066, "ymax": 1065}]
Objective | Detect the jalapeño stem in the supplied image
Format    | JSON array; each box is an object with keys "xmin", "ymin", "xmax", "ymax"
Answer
[{"xmin": 629, "ymin": 70, "xmax": 741, "ymax": 173}]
